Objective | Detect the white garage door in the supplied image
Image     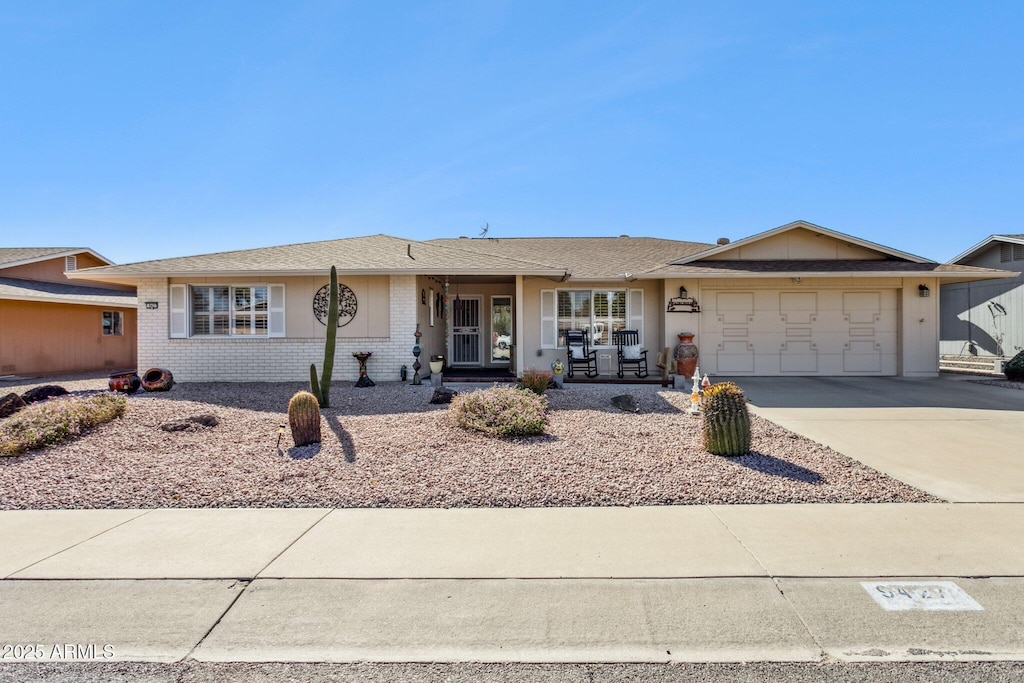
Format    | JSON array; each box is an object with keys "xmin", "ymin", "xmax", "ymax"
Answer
[{"xmin": 701, "ymin": 289, "xmax": 898, "ymax": 376}]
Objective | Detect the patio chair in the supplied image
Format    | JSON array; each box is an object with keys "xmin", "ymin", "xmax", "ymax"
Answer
[
  {"xmin": 565, "ymin": 328, "xmax": 597, "ymax": 378},
  {"xmin": 614, "ymin": 329, "xmax": 648, "ymax": 379}
]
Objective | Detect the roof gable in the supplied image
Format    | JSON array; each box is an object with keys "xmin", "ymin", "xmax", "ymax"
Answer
[
  {"xmin": 949, "ymin": 234, "xmax": 1024, "ymax": 264},
  {"xmin": 0, "ymin": 247, "xmax": 114, "ymax": 271},
  {"xmin": 670, "ymin": 221, "xmax": 931, "ymax": 265}
]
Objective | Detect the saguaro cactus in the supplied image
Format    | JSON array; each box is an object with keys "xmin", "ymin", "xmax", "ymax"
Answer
[
  {"xmin": 288, "ymin": 390, "xmax": 322, "ymax": 446},
  {"xmin": 310, "ymin": 265, "xmax": 339, "ymax": 408},
  {"xmin": 701, "ymin": 381, "xmax": 751, "ymax": 456}
]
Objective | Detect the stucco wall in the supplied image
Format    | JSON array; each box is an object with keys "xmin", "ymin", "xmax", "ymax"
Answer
[
  {"xmin": 0, "ymin": 300, "xmax": 137, "ymax": 374},
  {"xmin": 137, "ymin": 275, "xmax": 416, "ymax": 382},
  {"xmin": 703, "ymin": 228, "xmax": 885, "ymax": 261},
  {"xmin": 3, "ymin": 254, "xmax": 134, "ymax": 291}
]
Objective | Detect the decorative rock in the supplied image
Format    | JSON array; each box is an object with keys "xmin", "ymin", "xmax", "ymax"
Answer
[
  {"xmin": 611, "ymin": 394, "xmax": 639, "ymax": 413},
  {"xmin": 21, "ymin": 385, "xmax": 68, "ymax": 404},
  {"xmin": 159, "ymin": 414, "xmax": 219, "ymax": 432},
  {"xmin": 429, "ymin": 388, "xmax": 458, "ymax": 404},
  {"xmin": 0, "ymin": 392, "xmax": 26, "ymax": 418}
]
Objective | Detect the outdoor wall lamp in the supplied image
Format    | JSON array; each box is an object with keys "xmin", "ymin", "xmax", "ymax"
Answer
[{"xmin": 918, "ymin": 284, "xmax": 930, "ymax": 297}]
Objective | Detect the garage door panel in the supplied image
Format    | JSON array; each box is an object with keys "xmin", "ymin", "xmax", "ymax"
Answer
[{"xmin": 701, "ymin": 288, "xmax": 898, "ymax": 376}]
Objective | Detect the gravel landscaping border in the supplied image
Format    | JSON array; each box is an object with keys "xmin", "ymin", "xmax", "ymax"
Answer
[
  {"xmin": 0, "ymin": 376, "xmax": 938, "ymax": 509},
  {"xmin": 971, "ymin": 378, "xmax": 1024, "ymax": 391}
]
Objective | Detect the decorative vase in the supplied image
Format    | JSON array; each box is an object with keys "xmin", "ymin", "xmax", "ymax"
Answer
[
  {"xmin": 429, "ymin": 355, "xmax": 444, "ymax": 375},
  {"xmin": 108, "ymin": 371, "xmax": 141, "ymax": 394},
  {"xmin": 674, "ymin": 333, "xmax": 699, "ymax": 380}
]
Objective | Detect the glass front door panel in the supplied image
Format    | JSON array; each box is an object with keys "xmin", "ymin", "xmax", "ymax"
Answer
[{"xmin": 491, "ymin": 296, "xmax": 512, "ymax": 363}]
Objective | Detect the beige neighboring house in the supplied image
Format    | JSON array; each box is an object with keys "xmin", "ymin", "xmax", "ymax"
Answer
[
  {"xmin": 0, "ymin": 248, "xmax": 137, "ymax": 376},
  {"xmin": 68, "ymin": 221, "xmax": 1010, "ymax": 382}
]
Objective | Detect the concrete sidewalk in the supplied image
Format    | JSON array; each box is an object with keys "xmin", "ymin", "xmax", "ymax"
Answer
[{"xmin": 2, "ymin": 505, "xmax": 1023, "ymax": 663}]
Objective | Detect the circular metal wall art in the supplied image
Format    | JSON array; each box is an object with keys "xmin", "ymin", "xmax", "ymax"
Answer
[{"xmin": 313, "ymin": 283, "xmax": 358, "ymax": 327}]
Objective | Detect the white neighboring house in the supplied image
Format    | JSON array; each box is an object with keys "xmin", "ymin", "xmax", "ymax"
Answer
[{"xmin": 941, "ymin": 234, "xmax": 1024, "ymax": 362}]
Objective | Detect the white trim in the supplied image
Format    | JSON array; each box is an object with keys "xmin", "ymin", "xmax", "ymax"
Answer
[{"xmin": 668, "ymin": 220, "xmax": 932, "ymax": 265}]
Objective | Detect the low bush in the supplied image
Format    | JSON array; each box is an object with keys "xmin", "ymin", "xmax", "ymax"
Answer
[
  {"xmin": 449, "ymin": 385, "xmax": 548, "ymax": 438},
  {"xmin": 519, "ymin": 367, "xmax": 553, "ymax": 395},
  {"xmin": 1005, "ymin": 350, "xmax": 1024, "ymax": 382},
  {"xmin": 0, "ymin": 392, "xmax": 127, "ymax": 457}
]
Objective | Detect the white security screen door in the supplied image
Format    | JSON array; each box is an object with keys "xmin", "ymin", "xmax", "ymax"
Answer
[{"xmin": 451, "ymin": 296, "xmax": 482, "ymax": 365}]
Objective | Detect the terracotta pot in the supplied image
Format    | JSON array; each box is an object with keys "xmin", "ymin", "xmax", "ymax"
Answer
[
  {"xmin": 108, "ymin": 371, "xmax": 141, "ymax": 394},
  {"xmin": 673, "ymin": 333, "xmax": 699, "ymax": 380}
]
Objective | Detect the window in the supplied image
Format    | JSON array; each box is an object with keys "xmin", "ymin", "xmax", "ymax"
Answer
[
  {"xmin": 555, "ymin": 289, "xmax": 626, "ymax": 347},
  {"xmin": 102, "ymin": 311, "xmax": 123, "ymax": 336},
  {"xmin": 185, "ymin": 285, "xmax": 271, "ymax": 336},
  {"xmin": 170, "ymin": 283, "xmax": 284, "ymax": 338}
]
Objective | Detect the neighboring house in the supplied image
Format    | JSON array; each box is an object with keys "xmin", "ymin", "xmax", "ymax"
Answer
[
  {"xmin": 0, "ymin": 248, "xmax": 137, "ymax": 376},
  {"xmin": 68, "ymin": 221, "xmax": 1009, "ymax": 382},
  {"xmin": 940, "ymin": 234, "xmax": 1024, "ymax": 359}
]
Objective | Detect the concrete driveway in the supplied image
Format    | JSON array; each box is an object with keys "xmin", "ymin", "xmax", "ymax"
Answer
[{"xmin": 729, "ymin": 375, "xmax": 1024, "ymax": 502}]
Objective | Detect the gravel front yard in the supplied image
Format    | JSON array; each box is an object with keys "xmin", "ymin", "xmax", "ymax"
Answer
[{"xmin": 0, "ymin": 377, "xmax": 937, "ymax": 509}]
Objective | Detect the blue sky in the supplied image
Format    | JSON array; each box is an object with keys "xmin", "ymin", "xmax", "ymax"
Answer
[{"xmin": 1, "ymin": 1, "xmax": 1021, "ymax": 264}]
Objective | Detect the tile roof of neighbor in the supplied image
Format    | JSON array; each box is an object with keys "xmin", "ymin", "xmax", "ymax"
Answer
[
  {"xmin": 0, "ymin": 277, "xmax": 138, "ymax": 307},
  {"xmin": 0, "ymin": 247, "xmax": 85, "ymax": 268},
  {"xmin": 70, "ymin": 234, "xmax": 565, "ymax": 278},
  {"xmin": 428, "ymin": 236, "xmax": 715, "ymax": 279},
  {"xmin": 648, "ymin": 260, "xmax": 1013, "ymax": 276}
]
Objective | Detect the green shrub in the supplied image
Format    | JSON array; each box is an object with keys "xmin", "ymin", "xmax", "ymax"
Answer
[
  {"xmin": 1005, "ymin": 350, "xmax": 1024, "ymax": 382},
  {"xmin": 0, "ymin": 392, "xmax": 127, "ymax": 457},
  {"xmin": 519, "ymin": 367, "xmax": 553, "ymax": 395},
  {"xmin": 449, "ymin": 385, "xmax": 548, "ymax": 438}
]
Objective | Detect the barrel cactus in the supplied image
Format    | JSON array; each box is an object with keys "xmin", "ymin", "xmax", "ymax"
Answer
[
  {"xmin": 701, "ymin": 381, "xmax": 751, "ymax": 456},
  {"xmin": 1005, "ymin": 350, "xmax": 1024, "ymax": 382},
  {"xmin": 288, "ymin": 390, "xmax": 322, "ymax": 446}
]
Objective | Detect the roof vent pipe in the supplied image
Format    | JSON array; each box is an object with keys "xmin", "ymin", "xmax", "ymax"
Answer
[
  {"xmin": 716, "ymin": 237, "xmax": 730, "ymax": 245},
  {"xmin": 407, "ymin": 244, "xmax": 414, "ymax": 259}
]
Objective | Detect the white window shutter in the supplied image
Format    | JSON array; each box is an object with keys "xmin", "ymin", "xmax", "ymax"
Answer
[
  {"xmin": 540, "ymin": 289, "xmax": 556, "ymax": 348},
  {"xmin": 629, "ymin": 288, "xmax": 644, "ymax": 344},
  {"xmin": 269, "ymin": 284, "xmax": 286, "ymax": 337},
  {"xmin": 169, "ymin": 285, "xmax": 188, "ymax": 338}
]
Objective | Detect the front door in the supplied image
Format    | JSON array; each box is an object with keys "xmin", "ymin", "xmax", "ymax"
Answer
[{"xmin": 451, "ymin": 296, "xmax": 482, "ymax": 366}]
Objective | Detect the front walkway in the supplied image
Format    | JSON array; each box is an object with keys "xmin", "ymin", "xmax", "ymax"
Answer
[
  {"xmin": 731, "ymin": 375, "xmax": 1024, "ymax": 502},
  {"xmin": 2, "ymin": 504, "xmax": 1024, "ymax": 663}
]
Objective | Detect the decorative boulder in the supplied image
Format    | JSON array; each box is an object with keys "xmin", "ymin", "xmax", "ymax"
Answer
[
  {"xmin": 0, "ymin": 392, "xmax": 26, "ymax": 419},
  {"xmin": 21, "ymin": 385, "xmax": 68, "ymax": 404},
  {"xmin": 611, "ymin": 394, "xmax": 639, "ymax": 413},
  {"xmin": 429, "ymin": 388, "xmax": 458, "ymax": 404},
  {"xmin": 159, "ymin": 414, "xmax": 219, "ymax": 432},
  {"xmin": 1005, "ymin": 350, "xmax": 1024, "ymax": 382}
]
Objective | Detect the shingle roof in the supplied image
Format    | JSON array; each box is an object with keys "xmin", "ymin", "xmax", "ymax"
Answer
[
  {"xmin": 647, "ymin": 260, "xmax": 1015, "ymax": 277},
  {"xmin": 428, "ymin": 236, "xmax": 714, "ymax": 279},
  {"xmin": 70, "ymin": 234, "xmax": 564, "ymax": 279},
  {"xmin": 0, "ymin": 247, "xmax": 84, "ymax": 268},
  {"xmin": 0, "ymin": 277, "xmax": 138, "ymax": 307}
]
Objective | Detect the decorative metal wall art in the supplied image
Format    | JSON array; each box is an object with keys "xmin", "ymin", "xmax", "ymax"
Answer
[
  {"xmin": 667, "ymin": 286, "xmax": 701, "ymax": 313},
  {"xmin": 313, "ymin": 283, "xmax": 358, "ymax": 326}
]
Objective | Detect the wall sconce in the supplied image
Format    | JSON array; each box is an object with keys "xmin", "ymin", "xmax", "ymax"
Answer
[{"xmin": 918, "ymin": 284, "xmax": 930, "ymax": 298}]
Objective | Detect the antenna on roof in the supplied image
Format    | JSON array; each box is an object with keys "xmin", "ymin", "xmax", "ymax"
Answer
[
  {"xmin": 480, "ymin": 222, "xmax": 489, "ymax": 237},
  {"xmin": 407, "ymin": 244, "xmax": 414, "ymax": 260}
]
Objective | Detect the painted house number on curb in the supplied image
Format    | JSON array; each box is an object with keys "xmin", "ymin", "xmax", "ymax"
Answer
[{"xmin": 861, "ymin": 581, "xmax": 984, "ymax": 611}]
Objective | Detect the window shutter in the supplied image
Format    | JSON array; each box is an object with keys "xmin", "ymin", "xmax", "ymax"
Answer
[
  {"xmin": 629, "ymin": 288, "xmax": 644, "ymax": 344},
  {"xmin": 268, "ymin": 284, "xmax": 286, "ymax": 337},
  {"xmin": 540, "ymin": 289, "xmax": 556, "ymax": 348},
  {"xmin": 169, "ymin": 284, "xmax": 188, "ymax": 338}
]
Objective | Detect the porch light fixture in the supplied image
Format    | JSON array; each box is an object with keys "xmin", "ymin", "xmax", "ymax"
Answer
[{"xmin": 918, "ymin": 284, "xmax": 930, "ymax": 298}]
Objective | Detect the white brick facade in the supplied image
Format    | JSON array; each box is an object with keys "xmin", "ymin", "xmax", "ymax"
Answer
[{"xmin": 136, "ymin": 275, "xmax": 418, "ymax": 382}]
